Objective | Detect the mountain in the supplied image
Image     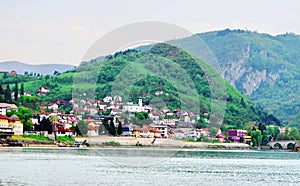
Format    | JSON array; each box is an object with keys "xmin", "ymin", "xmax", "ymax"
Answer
[
  {"xmin": 0, "ymin": 61, "xmax": 75, "ymax": 75},
  {"xmin": 0, "ymin": 44, "xmax": 280, "ymax": 130},
  {"xmin": 195, "ymin": 29, "xmax": 300, "ymax": 127}
]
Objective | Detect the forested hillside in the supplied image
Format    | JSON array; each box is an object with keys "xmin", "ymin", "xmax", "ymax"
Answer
[
  {"xmin": 0, "ymin": 43, "xmax": 280, "ymax": 130},
  {"xmin": 197, "ymin": 29, "xmax": 300, "ymax": 127}
]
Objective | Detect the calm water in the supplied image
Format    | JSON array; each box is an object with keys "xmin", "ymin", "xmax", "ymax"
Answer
[{"xmin": 0, "ymin": 147, "xmax": 300, "ymax": 186}]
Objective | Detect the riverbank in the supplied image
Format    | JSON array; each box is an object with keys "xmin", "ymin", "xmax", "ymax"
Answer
[
  {"xmin": 87, "ymin": 136, "xmax": 251, "ymax": 150},
  {"xmin": 1, "ymin": 136, "xmax": 252, "ymax": 149}
]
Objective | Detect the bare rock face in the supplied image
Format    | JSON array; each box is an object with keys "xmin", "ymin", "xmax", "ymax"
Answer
[
  {"xmin": 221, "ymin": 45, "xmax": 285, "ymax": 96},
  {"xmin": 223, "ymin": 45, "xmax": 250, "ymax": 87},
  {"xmin": 242, "ymin": 70, "xmax": 267, "ymax": 95}
]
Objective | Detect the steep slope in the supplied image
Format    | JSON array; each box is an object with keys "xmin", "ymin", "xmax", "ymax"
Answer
[
  {"xmin": 197, "ymin": 29, "xmax": 300, "ymax": 126},
  {"xmin": 0, "ymin": 61, "xmax": 75, "ymax": 75}
]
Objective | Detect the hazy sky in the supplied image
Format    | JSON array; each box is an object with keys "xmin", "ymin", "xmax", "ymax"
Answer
[{"xmin": 1, "ymin": 0, "xmax": 299, "ymax": 66}]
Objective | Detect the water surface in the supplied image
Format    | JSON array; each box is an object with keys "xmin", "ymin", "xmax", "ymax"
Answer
[{"xmin": 0, "ymin": 148, "xmax": 299, "ymax": 186}]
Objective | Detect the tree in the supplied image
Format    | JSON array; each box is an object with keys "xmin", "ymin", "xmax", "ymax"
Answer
[
  {"xmin": 109, "ymin": 119, "xmax": 116, "ymax": 136},
  {"xmin": 14, "ymin": 81, "xmax": 18, "ymax": 101},
  {"xmin": 76, "ymin": 120, "xmax": 88, "ymax": 136},
  {"xmin": 4, "ymin": 84, "xmax": 11, "ymax": 103},
  {"xmin": 209, "ymin": 127, "xmax": 218, "ymax": 138},
  {"xmin": 24, "ymin": 121, "xmax": 33, "ymax": 131},
  {"xmin": 3, "ymin": 73, "xmax": 8, "ymax": 79},
  {"xmin": 241, "ymin": 98, "xmax": 247, "ymax": 108},
  {"xmin": 0, "ymin": 85, "xmax": 3, "ymax": 102},
  {"xmin": 251, "ymin": 129, "xmax": 262, "ymax": 147},
  {"xmin": 35, "ymin": 118, "xmax": 52, "ymax": 134},
  {"xmin": 53, "ymin": 70, "xmax": 60, "ymax": 75},
  {"xmin": 20, "ymin": 83, "xmax": 24, "ymax": 96},
  {"xmin": 102, "ymin": 118, "xmax": 116, "ymax": 136},
  {"xmin": 117, "ymin": 121, "xmax": 122, "ymax": 136},
  {"xmin": 0, "ymin": 85, "xmax": 3, "ymax": 95}
]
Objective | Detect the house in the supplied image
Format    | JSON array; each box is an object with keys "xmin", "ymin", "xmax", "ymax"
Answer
[
  {"xmin": 99, "ymin": 102, "xmax": 110, "ymax": 110},
  {"xmin": 173, "ymin": 129, "xmax": 186, "ymax": 139},
  {"xmin": 176, "ymin": 123, "xmax": 194, "ymax": 138},
  {"xmin": 58, "ymin": 113, "xmax": 76, "ymax": 129},
  {"xmin": 8, "ymin": 114, "xmax": 23, "ymax": 135},
  {"xmin": 10, "ymin": 70, "xmax": 17, "ymax": 75},
  {"xmin": 188, "ymin": 129, "xmax": 201, "ymax": 140},
  {"xmin": 69, "ymin": 98, "xmax": 78, "ymax": 104},
  {"xmin": 227, "ymin": 129, "xmax": 248, "ymax": 143},
  {"xmin": 37, "ymin": 86, "xmax": 50, "ymax": 96},
  {"xmin": 149, "ymin": 110, "xmax": 161, "ymax": 120},
  {"xmin": 0, "ymin": 103, "xmax": 18, "ymax": 116},
  {"xmin": 123, "ymin": 99, "xmax": 144, "ymax": 113},
  {"xmin": 85, "ymin": 106, "xmax": 98, "ymax": 115},
  {"xmin": 48, "ymin": 103, "xmax": 59, "ymax": 111},
  {"xmin": 113, "ymin": 95, "xmax": 123, "ymax": 102},
  {"xmin": 111, "ymin": 108, "xmax": 122, "ymax": 116},
  {"xmin": 87, "ymin": 121, "xmax": 99, "ymax": 136},
  {"xmin": 121, "ymin": 126, "xmax": 133, "ymax": 136},
  {"xmin": 56, "ymin": 128, "xmax": 76, "ymax": 137},
  {"xmin": 103, "ymin": 96, "xmax": 112, "ymax": 103},
  {"xmin": 180, "ymin": 112, "xmax": 191, "ymax": 123},
  {"xmin": 199, "ymin": 128, "xmax": 210, "ymax": 137},
  {"xmin": 155, "ymin": 90, "xmax": 164, "ymax": 96},
  {"xmin": 150, "ymin": 125, "xmax": 168, "ymax": 138},
  {"xmin": 0, "ymin": 114, "xmax": 14, "ymax": 140},
  {"xmin": 141, "ymin": 93, "xmax": 149, "ymax": 98},
  {"xmin": 133, "ymin": 127, "xmax": 149, "ymax": 138},
  {"xmin": 24, "ymin": 92, "xmax": 32, "ymax": 96}
]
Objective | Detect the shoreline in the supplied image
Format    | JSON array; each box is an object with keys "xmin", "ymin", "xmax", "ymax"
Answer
[
  {"xmin": 2, "ymin": 136, "xmax": 295, "ymax": 151},
  {"xmin": 2, "ymin": 136, "xmax": 252, "ymax": 150},
  {"xmin": 86, "ymin": 136, "xmax": 252, "ymax": 150}
]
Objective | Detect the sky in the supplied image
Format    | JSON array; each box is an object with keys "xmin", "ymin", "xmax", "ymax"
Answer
[{"xmin": 1, "ymin": 0, "xmax": 300, "ymax": 66}]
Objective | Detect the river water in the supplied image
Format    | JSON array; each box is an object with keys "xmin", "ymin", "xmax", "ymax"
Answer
[{"xmin": 0, "ymin": 147, "xmax": 299, "ymax": 186}]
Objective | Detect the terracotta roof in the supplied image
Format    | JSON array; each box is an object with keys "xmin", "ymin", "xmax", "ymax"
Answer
[
  {"xmin": 57, "ymin": 128, "xmax": 75, "ymax": 132},
  {"xmin": 0, "ymin": 114, "xmax": 8, "ymax": 120},
  {"xmin": 149, "ymin": 128, "xmax": 161, "ymax": 133}
]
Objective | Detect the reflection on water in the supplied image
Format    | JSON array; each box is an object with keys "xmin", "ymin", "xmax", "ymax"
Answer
[{"xmin": 0, "ymin": 148, "xmax": 300, "ymax": 186}]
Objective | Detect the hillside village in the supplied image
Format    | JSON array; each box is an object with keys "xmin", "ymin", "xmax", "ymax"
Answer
[{"xmin": 1, "ymin": 83, "xmax": 296, "ymax": 148}]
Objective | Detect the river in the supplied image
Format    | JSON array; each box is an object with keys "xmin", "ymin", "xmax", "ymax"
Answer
[{"xmin": 0, "ymin": 147, "xmax": 299, "ymax": 186}]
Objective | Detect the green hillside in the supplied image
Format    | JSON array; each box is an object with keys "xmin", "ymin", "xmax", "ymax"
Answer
[
  {"xmin": 0, "ymin": 43, "xmax": 280, "ymax": 130},
  {"xmin": 197, "ymin": 29, "xmax": 300, "ymax": 127}
]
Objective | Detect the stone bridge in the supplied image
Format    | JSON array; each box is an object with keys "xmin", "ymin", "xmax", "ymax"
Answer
[{"xmin": 267, "ymin": 140, "xmax": 296, "ymax": 149}]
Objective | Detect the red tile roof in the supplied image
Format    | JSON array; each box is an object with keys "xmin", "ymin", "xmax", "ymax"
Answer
[{"xmin": 0, "ymin": 114, "xmax": 8, "ymax": 120}]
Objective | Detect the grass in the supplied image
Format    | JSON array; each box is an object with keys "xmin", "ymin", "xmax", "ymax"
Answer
[
  {"xmin": 12, "ymin": 135, "xmax": 53, "ymax": 141},
  {"xmin": 102, "ymin": 141, "xmax": 121, "ymax": 146},
  {"xmin": 56, "ymin": 136, "xmax": 74, "ymax": 142}
]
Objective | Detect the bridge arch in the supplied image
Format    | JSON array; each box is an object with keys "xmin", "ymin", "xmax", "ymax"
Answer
[
  {"xmin": 287, "ymin": 142, "xmax": 295, "ymax": 150},
  {"xmin": 267, "ymin": 140, "xmax": 296, "ymax": 150},
  {"xmin": 273, "ymin": 143, "xmax": 282, "ymax": 149}
]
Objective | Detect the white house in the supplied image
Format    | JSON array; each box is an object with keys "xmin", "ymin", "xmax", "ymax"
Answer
[
  {"xmin": 9, "ymin": 115, "xmax": 23, "ymax": 135},
  {"xmin": 24, "ymin": 92, "xmax": 32, "ymax": 96},
  {"xmin": 37, "ymin": 86, "xmax": 50, "ymax": 96},
  {"xmin": 155, "ymin": 90, "xmax": 164, "ymax": 96},
  {"xmin": 123, "ymin": 99, "xmax": 145, "ymax": 113},
  {"xmin": 113, "ymin": 95, "xmax": 122, "ymax": 102},
  {"xmin": 48, "ymin": 103, "xmax": 59, "ymax": 111},
  {"xmin": 0, "ymin": 103, "xmax": 18, "ymax": 116},
  {"xmin": 103, "ymin": 96, "xmax": 112, "ymax": 103},
  {"xmin": 150, "ymin": 125, "xmax": 168, "ymax": 138}
]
